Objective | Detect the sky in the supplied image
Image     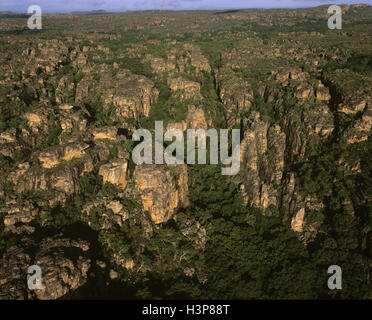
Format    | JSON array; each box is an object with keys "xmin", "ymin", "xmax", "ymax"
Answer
[{"xmin": 1, "ymin": 0, "xmax": 371, "ymax": 13}]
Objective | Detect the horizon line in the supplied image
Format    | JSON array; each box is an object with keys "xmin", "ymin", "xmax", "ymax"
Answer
[{"xmin": 1, "ymin": 3, "xmax": 370, "ymax": 15}]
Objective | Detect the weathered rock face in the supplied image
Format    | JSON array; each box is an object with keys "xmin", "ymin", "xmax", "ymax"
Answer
[
  {"xmin": 294, "ymin": 84, "xmax": 313, "ymax": 100},
  {"xmin": 24, "ymin": 110, "xmax": 49, "ymax": 132},
  {"xmin": 0, "ymin": 200, "xmax": 37, "ymax": 228},
  {"xmin": 166, "ymin": 105, "xmax": 209, "ymax": 132},
  {"xmin": 289, "ymin": 194, "xmax": 324, "ymax": 242},
  {"xmin": 92, "ymin": 126, "xmax": 117, "ymax": 141},
  {"xmin": 38, "ymin": 142, "xmax": 90, "ymax": 169},
  {"xmin": 324, "ymin": 69, "xmax": 371, "ymax": 115},
  {"xmin": 144, "ymin": 43, "xmax": 210, "ymax": 76},
  {"xmin": 168, "ymin": 76, "xmax": 202, "ymax": 101},
  {"xmin": 291, "ymin": 207, "xmax": 306, "ymax": 232},
  {"xmin": 146, "ymin": 55, "xmax": 176, "ymax": 73},
  {"xmin": 275, "ymin": 70, "xmax": 290, "ymax": 83},
  {"xmin": 55, "ymin": 76, "xmax": 75, "ymax": 104},
  {"xmin": 323, "ymin": 70, "xmax": 371, "ymax": 145},
  {"xmin": 15, "ymin": 164, "xmax": 87, "ymax": 204},
  {"xmin": 74, "ymin": 68, "xmax": 158, "ymax": 124},
  {"xmin": 289, "ymin": 68, "xmax": 308, "ymax": 81},
  {"xmin": 33, "ymin": 40, "xmax": 70, "ymax": 74},
  {"xmin": 316, "ymin": 86, "xmax": 331, "ymax": 101},
  {"xmin": 99, "ymin": 159, "xmax": 128, "ymax": 190},
  {"xmin": 170, "ymin": 164, "xmax": 189, "ymax": 208},
  {"xmin": 0, "ymin": 244, "xmax": 32, "ymax": 300},
  {"xmin": 240, "ymin": 112, "xmax": 285, "ymax": 210},
  {"xmin": 0, "ymin": 238, "xmax": 90, "ymax": 300},
  {"xmin": 74, "ymin": 75, "xmax": 92, "ymax": 104},
  {"xmin": 32, "ymin": 242, "xmax": 90, "ymax": 300},
  {"xmin": 215, "ymin": 45, "xmax": 338, "ymax": 238},
  {"xmin": 272, "ymin": 79, "xmax": 334, "ymax": 165},
  {"xmin": 133, "ymin": 164, "xmax": 188, "ymax": 224},
  {"xmin": 183, "ymin": 43, "xmax": 211, "ymax": 73},
  {"xmin": 273, "ymin": 69, "xmax": 314, "ymax": 101},
  {"xmin": 0, "ymin": 129, "xmax": 25, "ymax": 158},
  {"xmin": 103, "ymin": 70, "xmax": 159, "ymax": 121},
  {"xmin": 340, "ymin": 100, "xmax": 367, "ymax": 115},
  {"xmin": 346, "ymin": 104, "xmax": 372, "ymax": 144},
  {"xmin": 186, "ymin": 105, "xmax": 208, "ymax": 130},
  {"xmin": 216, "ymin": 66, "xmax": 254, "ymax": 128},
  {"xmin": 0, "ymin": 129, "xmax": 17, "ymax": 144},
  {"xmin": 58, "ymin": 105, "xmax": 88, "ymax": 134},
  {"xmin": 166, "ymin": 120, "xmax": 188, "ymax": 132}
]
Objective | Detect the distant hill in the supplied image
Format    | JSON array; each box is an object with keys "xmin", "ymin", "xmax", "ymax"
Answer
[
  {"xmin": 0, "ymin": 12, "xmax": 28, "ymax": 18},
  {"xmin": 0, "ymin": 10, "xmax": 111, "ymax": 18},
  {"xmin": 68, "ymin": 10, "xmax": 111, "ymax": 16}
]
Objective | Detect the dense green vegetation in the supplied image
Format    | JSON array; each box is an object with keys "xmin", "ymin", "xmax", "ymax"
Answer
[
  {"xmin": 324, "ymin": 53, "xmax": 372, "ymax": 76},
  {"xmin": 128, "ymin": 158, "xmax": 371, "ymax": 299}
]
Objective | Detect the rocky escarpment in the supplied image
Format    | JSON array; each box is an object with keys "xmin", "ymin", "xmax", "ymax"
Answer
[
  {"xmin": 133, "ymin": 164, "xmax": 189, "ymax": 225},
  {"xmin": 0, "ymin": 238, "xmax": 91, "ymax": 300},
  {"xmin": 240, "ymin": 112, "xmax": 285, "ymax": 211},
  {"xmin": 0, "ymin": 37, "xmax": 196, "ymax": 299},
  {"xmin": 215, "ymin": 39, "xmax": 370, "ymax": 244},
  {"xmin": 144, "ymin": 43, "xmax": 211, "ymax": 76},
  {"xmin": 216, "ymin": 65, "xmax": 254, "ymax": 129}
]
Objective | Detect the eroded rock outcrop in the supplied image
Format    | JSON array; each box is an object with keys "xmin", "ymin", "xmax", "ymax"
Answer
[
  {"xmin": 133, "ymin": 164, "xmax": 188, "ymax": 224},
  {"xmin": 0, "ymin": 200, "xmax": 38, "ymax": 228},
  {"xmin": 92, "ymin": 126, "xmax": 117, "ymax": 141},
  {"xmin": 346, "ymin": 104, "xmax": 372, "ymax": 144},
  {"xmin": 0, "ymin": 238, "xmax": 91, "ymax": 300},
  {"xmin": 38, "ymin": 142, "xmax": 90, "ymax": 169},
  {"xmin": 216, "ymin": 66, "xmax": 254, "ymax": 128},
  {"xmin": 99, "ymin": 159, "xmax": 128, "ymax": 190},
  {"xmin": 168, "ymin": 76, "xmax": 202, "ymax": 101},
  {"xmin": 14, "ymin": 162, "xmax": 92, "ymax": 204},
  {"xmin": 240, "ymin": 112, "xmax": 285, "ymax": 210},
  {"xmin": 104, "ymin": 70, "xmax": 159, "ymax": 121}
]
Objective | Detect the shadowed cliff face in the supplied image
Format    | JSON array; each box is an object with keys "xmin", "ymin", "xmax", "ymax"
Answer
[{"xmin": 0, "ymin": 4, "xmax": 371, "ymax": 299}]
